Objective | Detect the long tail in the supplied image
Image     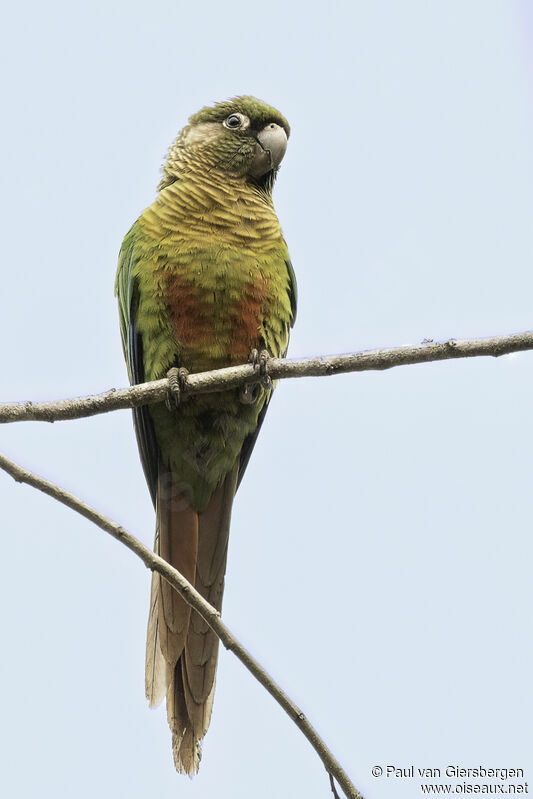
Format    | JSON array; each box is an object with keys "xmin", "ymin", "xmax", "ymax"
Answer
[{"xmin": 145, "ymin": 462, "xmax": 239, "ymax": 774}]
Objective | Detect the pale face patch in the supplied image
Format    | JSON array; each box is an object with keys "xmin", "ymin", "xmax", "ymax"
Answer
[{"xmin": 182, "ymin": 122, "xmax": 223, "ymax": 148}]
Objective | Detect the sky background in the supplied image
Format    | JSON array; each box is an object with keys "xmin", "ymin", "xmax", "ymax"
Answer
[{"xmin": 1, "ymin": 1, "xmax": 532, "ymax": 798}]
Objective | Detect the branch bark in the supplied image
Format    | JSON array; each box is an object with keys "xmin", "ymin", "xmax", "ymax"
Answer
[
  {"xmin": 1, "ymin": 329, "xmax": 532, "ymax": 424},
  {"xmin": 0, "ymin": 450, "xmax": 363, "ymax": 799}
]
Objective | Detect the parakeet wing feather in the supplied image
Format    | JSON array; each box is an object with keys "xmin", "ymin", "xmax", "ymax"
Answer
[
  {"xmin": 285, "ymin": 256, "xmax": 298, "ymax": 324},
  {"xmin": 116, "ymin": 227, "xmax": 159, "ymax": 505},
  {"xmin": 236, "ymin": 399, "xmax": 270, "ymax": 489}
]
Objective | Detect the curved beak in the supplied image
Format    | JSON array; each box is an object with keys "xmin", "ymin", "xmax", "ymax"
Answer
[{"xmin": 249, "ymin": 123, "xmax": 288, "ymax": 178}]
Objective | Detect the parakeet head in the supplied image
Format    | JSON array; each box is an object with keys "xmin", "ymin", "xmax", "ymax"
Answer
[{"xmin": 160, "ymin": 96, "xmax": 290, "ymax": 192}]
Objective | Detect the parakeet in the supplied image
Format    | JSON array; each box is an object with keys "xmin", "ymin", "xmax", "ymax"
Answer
[{"xmin": 115, "ymin": 96, "xmax": 297, "ymax": 773}]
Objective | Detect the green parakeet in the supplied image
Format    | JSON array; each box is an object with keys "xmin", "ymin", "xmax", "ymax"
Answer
[{"xmin": 115, "ymin": 96, "xmax": 296, "ymax": 773}]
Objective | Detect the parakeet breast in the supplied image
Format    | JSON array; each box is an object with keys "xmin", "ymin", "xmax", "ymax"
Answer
[
  {"xmin": 163, "ymin": 247, "xmax": 286, "ymax": 371},
  {"xmin": 134, "ymin": 171, "xmax": 292, "ymax": 377}
]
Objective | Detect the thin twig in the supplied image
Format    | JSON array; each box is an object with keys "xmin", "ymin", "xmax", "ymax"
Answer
[
  {"xmin": 0, "ymin": 451, "xmax": 363, "ymax": 799},
  {"xmin": 0, "ymin": 330, "xmax": 532, "ymax": 424},
  {"xmin": 330, "ymin": 774, "xmax": 342, "ymax": 799}
]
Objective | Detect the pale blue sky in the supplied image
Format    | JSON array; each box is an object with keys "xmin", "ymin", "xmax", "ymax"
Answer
[{"xmin": 1, "ymin": 2, "xmax": 531, "ymax": 798}]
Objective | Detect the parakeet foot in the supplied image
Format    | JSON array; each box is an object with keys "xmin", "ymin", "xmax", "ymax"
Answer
[
  {"xmin": 166, "ymin": 367, "xmax": 189, "ymax": 411},
  {"xmin": 239, "ymin": 349, "xmax": 272, "ymax": 404},
  {"xmin": 256, "ymin": 349, "xmax": 273, "ymax": 390}
]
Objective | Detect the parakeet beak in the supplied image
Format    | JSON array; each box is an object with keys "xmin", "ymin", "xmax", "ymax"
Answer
[{"xmin": 249, "ymin": 123, "xmax": 288, "ymax": 178}]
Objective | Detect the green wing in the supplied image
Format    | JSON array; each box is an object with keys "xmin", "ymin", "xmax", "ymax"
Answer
[
  {"xmin": 285, "ymin": 255, "xmax": 298, "ymax": 329},
  {"xmin": 115, "ymin": 224, "xmax": 159, "ymax": 506}
]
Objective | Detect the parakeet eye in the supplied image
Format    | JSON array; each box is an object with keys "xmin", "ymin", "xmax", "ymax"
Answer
[{"xmin": 223, "ymin": 113, "xmax": 245, "ymax": 130}]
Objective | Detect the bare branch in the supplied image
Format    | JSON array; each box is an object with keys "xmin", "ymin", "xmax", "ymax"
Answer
[
  {"xmin": 0, "ymin": 450, "xmax": 363, "ymax": 799},
  {"xmin": 1, "ymin": 330, "xmax": 532, "ymax": 424}
]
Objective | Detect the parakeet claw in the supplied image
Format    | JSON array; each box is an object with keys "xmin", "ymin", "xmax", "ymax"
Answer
[
  {"xmin": 166, "ymin": 367, "xmax": 189, "ymax": 411},
  {"xmin": 257, "ymin": 350, "xmax": 273, "ymax": 390},
  {"xmin": 240, "ymin": 348, "xmax": 272, "ymax": 403},
  {"xmin": 247, "ymin": 348, "xmax": 259, "ymax": 367},
  {"xmin": 239, "ymin": 382, "xmax": 261, "ymax": 405}
]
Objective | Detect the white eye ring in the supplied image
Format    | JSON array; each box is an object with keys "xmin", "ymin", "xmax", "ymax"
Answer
[{"xmin": 223, "ymin": 113, "xmax": 248, "ymax": 130}]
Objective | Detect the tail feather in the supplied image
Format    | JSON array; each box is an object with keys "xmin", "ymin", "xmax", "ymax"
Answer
[
  {"xmin": 167, "ymin": 665, "xmax": 202, "ymax": 774},
  {"xmin": 158, "ymin": 474, "xmax": 198, "ymax": 640},
  {"xmin": 182, "ymin": 622, "xmax": 218, "ymax": 729},
  {"xmin": 196, "ymin": 466, "xmax": 238, "ymax": 585},
  {"xmin": 145, "ymin": 461, "xmax": 239, "ymax": 774},
  {"xmin": 145, "ymin": 573, "xmax": 168, "ymax": 707}
]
